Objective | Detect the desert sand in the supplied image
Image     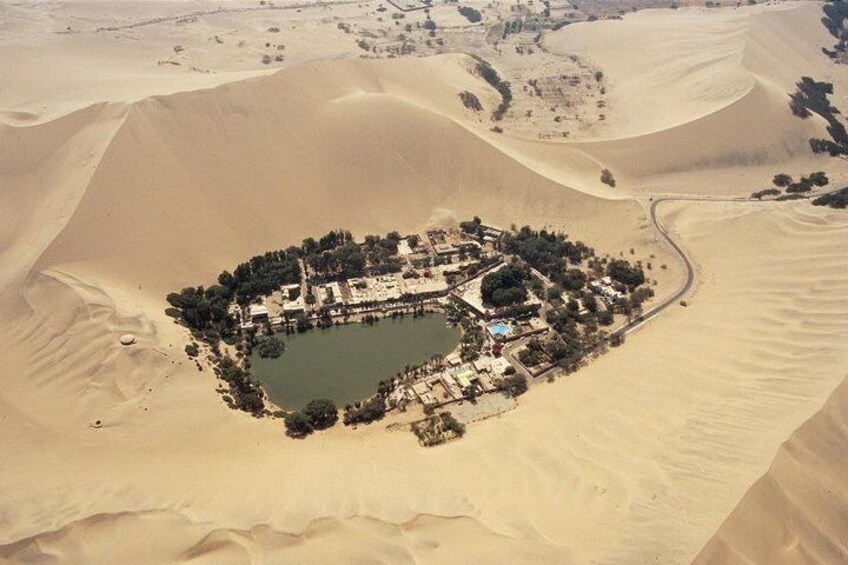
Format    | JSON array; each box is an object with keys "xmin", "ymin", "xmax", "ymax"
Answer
[{"xmin": 1, "ymin": 1, "xmax": 847, "ymax": 563}]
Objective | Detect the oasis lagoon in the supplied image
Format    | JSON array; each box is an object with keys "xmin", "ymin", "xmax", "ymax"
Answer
[{"xmin": 250, "ymin": 314, "xmax": 460, "ymax": 410}]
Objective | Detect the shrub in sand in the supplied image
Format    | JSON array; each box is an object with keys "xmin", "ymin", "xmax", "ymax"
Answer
[
  {"xmin": 600, "ymin": 168, "xmax": 616, "ymax": 187},
  {"xmin": 304, "ymin": 399, "xmax": 339, "ymax": 430},
  {"xmin": 284, "ymin": 411, "xmax": 312, "ymax": 438}
]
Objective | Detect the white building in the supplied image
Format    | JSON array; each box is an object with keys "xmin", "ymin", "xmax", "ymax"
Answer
[
  {"xmin": 249, "ymin": 304, "xmax": 269, "ymax": 324},
  {"xmin": 280, "ymin": 283, "xmax": 306, "ymax": 314},
  {"xmin": 590, "ymin": 277, "xmax": 624, "ymax": 304}
]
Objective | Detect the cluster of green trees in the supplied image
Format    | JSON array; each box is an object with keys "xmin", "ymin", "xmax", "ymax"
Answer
[
  {"xmin": 460, "ymin": 318, "xmax": 486, "ymax": 362},
  {"xmin": 412, "ymin": 412, "xmax": 466, "ymax": 447},
  {"xmin": 550, "ymin": 335, "xmax": 583, "ymax": 369},
  {"xmin": 772, "ymin": 172, "xmax": 829, "ymax": 193},
  {"xmin": 788, "ymin": 77, "xmax": 848, "ymax": 156},
  {"xmin": 481, "ymin": 263, "xmax": 529, "ymax": 307},
  {"xmin": 502, "ymin": 226, "xmax": 594, "ymax": 287},
  {"xmin": 283, "ymin": 399, "xmax": 339, "ymax": 438},
  {"xmin": 545, "ymin": 322, "xmax": 585, "ymax": 365},
  {"xmin": 170, "ymin": 231, "xmax": 361, "ymax": 332},
  {"xmin": 497, "ymin": 303, "xmax": 541, "ymax": 320},
  {"xmin": 218, "ymin": 248, "xmax": 302, "ymax": 306},
  {"xmin": 343, "ymin": 396, "xmax": 387, "ymax": 426},
  {"xmin": 216, "ymin": 356, "xmax": 266, "ymax": 414},
  {"xmin": 440, "ymin": 412, "xmax": 466, "ymax": 436},
  {"xmin": 459, "ymin": 90, "xmax": 483, "ymax": 112},
  {"xmin": 751, "ymin": 188, "xmax": 781, "ymax": 200},
  {"xmin": 460, "ymin": 215, "xmax": 485, "ymax": 237},
  {"xmin": 458, "ymin": 5, "xmax": 482, "ymax": 22},
  {"xmin": 541, "ymin": 291, "xmax": 619, "ymax": 372},
  {"xmin": 607, "ymin": 259, "xmax": 645, "ymax": 288},
  {"xmin": 301, "ymin": 229, "xmax": 352, "ymax": 254},
  {"xmin": 473, "ymin": 58, "xmax": 512, "ymax": 121},
  {"xmin": 166, "ymin": 285, "xmax": 236, "ymax": 342},
  {"xmin": 822, "ymin": 0, "xmax": 848, "ymax": 37},
  {"xmin": 821, "ymin": 0, "xmax": 848, "ymax": 60},
  {"xmin": 812, "ymin": 187, "xmax": 848, "ymax": 209},
  {"xmin": 775, "ymin": 193, "xmax": 807, "ymax": 202},
  {"xmin": 305, "ymin": 231, "xmax": 402, "ymax": 280},
  {"xmin": 496, "ymin": 373, "xmax": 528, "ymax": 397},
  {"xmin": 307, "ymin": 240, "xmax": 366, "ymax": 279},
  {"xmin": 548, "ymin": 293, "xmax": 610, "ymax": 329},
  {"xmin": 361, "ymin": 232, "xmax": 403, "ymax": 273},
  {"xmin": 629, "ymin": 286, "xmax": 655, "ymax": 310},
  {"xmin": 256, "ymin": 335, "xmax": 285, "ymax": 358},
  {"xmin": 501, "ymin": 18, "xmax": 523, "ymax": 39},
  {"xmin": 518, "ymin": 345, "xmax": 545, "ymax": 367},
  {"xmin": 423, "ymin": 17, "xmax": 437, "ymax": 36}
]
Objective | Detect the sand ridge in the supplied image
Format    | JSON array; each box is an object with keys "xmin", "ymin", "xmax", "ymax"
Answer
[{"xmin": 1, "ymin": 1, "xmax": 847, "ymax": 563}]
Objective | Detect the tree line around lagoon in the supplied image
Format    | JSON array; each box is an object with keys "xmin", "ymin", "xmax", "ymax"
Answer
[
  {"xmin": 166, "ymin": 218, "xmax": 657, "ymax": 441},
  {"xmin": 164, "ymin": 227, "xmax": 416, "ymax": 425}
]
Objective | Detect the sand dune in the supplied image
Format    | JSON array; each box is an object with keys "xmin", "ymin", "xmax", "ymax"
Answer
[
  {"xmin": 546, "ymin": 3, "xmax": 834, "ymax": 138},
  {"xmin": 542, "ymin": 3, "xmax": 845, "ymax": 194},
  {"xmin": 33, "ymin": 54, "xmax": 639, "ymax": 299},
  {"xmin": 2, "ymin": 198, "xmax": 846, "ymax": 564},
  {"xmin": 0, "ymin": 102, "xmax": 128, "ymax": 300},
  {"xmin": 1, "ymin": 1, "xmax": 847, "ymax": 563},
  {"xmin": 1, "ymin": 510, "xmax": 573, "ymax": 564},
  {"xmin": 696, "ymin": 376, "xmax": 848, "ymax": 564}
]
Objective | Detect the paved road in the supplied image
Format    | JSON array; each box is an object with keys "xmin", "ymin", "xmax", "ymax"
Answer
[
  {"xmin": 616, "ymin": 198, "xmax": 694, "ymax": 336},
  {"xmin": 532, "ymin": 197, "xmax": 701, "ymax": 379},
  {"xmin": 534, "ymin": 188, "xmax": 845, "ymax": 378},
  {"xmin": 615, "ymin": 185, "xmax": 845, "ymax": 338}
]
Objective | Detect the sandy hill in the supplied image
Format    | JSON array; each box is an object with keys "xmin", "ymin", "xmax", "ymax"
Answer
[
  {"xmin": 543, "ymin": 3, "xmax": 843, "ymax": 194},
  {"xmin": 696, "ymin": 375, "xmax": 848, "ymax": 564},
  {"xmin": 1, "ymin": 1, "xmax": 847, "ymax": 563},
  {"xmin": 31, "ymin": 54, "xmax": 637, "ymax": 302}
]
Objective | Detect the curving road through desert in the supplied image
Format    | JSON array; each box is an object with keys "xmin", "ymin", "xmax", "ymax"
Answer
[{"xmin": 624, "ymin": 186, "xmax": 845, "ymax": 339}]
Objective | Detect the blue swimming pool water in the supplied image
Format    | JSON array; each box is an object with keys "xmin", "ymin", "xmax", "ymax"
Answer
[{"xmin": 489, "ymin": 322, "xmax": 512, "ymax": 336}]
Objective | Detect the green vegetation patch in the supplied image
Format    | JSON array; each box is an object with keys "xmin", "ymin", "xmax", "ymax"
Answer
[
  {"xmin": 256, "ymin": 335, "xmax": 285, "ymax": 359},
  {"xmin": 481, "ymin": 263, "xmax": 529, "ymax": 307},
  {"xmin": 343, "ymin": 396, "xmax": 387, "ymax": 426},
  {"xmin": 812, "ymin": 187, "xmax": 848, "ymax": 209},
  {"xmin": 458, "ymin": 6, "xmax": 482, "ymax": 23},
  {"xmin": 459, "ymin": 90, "xmax": 483, "ymax": 112},
  {"xmin": 472, "ymin": 56, "xmax": 513, "ymax": 121},
  {"xmin": 411, "ymin": 411, "xmax": 466, "ymax": 447}
]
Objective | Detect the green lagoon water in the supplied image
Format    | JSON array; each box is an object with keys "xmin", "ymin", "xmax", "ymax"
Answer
[{"xmin": 250, "ymin": 314, "xmax": 459, "ymax": 410}]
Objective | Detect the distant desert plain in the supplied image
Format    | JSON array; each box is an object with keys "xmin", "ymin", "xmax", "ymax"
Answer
[{"xmin": 1, "ymin": 0, "xmax": 847, "ymax": 563}]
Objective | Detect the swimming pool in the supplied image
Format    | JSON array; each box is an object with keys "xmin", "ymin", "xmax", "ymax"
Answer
[{"xmin": 488, "ymin": 321, "xmax": 514, "ymax": 338}]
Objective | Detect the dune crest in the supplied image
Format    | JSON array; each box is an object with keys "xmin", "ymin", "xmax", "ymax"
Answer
[
  {"xmin": 1, "ymin": 1, "xmax": 848, "ymax": 562},
  {"xmin": 695, "ymin": 375, "xmax": 848, "ymax": 564}
]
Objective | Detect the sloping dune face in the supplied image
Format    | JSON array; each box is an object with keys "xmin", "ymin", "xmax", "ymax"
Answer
[
  {"xmin": 2, "ymin": 196, "xmax": 847, "ymax": 563},
  {"xmin": 545, "ymin": 4, "xmax": 843, "ymax": 193},
  {"xmin": 695, "ymin": 376, "xmax": 848, "ymax": 564},
  {"xmin": 33, "ymin": 54, "xmax": 627, "ymax": 299},
  {"xmin": 0, "ymin": 52, "xmax": 644, "ymax": 436},
  {"xmin": 2, "ymin": 3, "xmax": 848, "ymax": 564},
  {"xmin": 0, "ymin": 1, "xmax": 276, "ymax": 125}
]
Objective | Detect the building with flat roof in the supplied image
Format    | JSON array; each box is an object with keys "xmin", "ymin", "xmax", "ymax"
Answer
[
  {"xmin": 249, "ymin": 304, "xmax": 269, "ymax": 324},
  {"xmin": 347, "ymin": 275, "xmax": 403, "ymax": 305},
  {"xmin": 397, "ymin": 238, "xmax": 415, "ymax": 256},
  {"xmin": 319, "ymin": 281, "xmax": 344, "ymax": 306},
  {"xmin": 589, "ymin": 277, "xmax": 625, "ymax": 305},
  {"xmin": 279, "ymin": 283, "xmax": 306, "ymax": 314}
]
